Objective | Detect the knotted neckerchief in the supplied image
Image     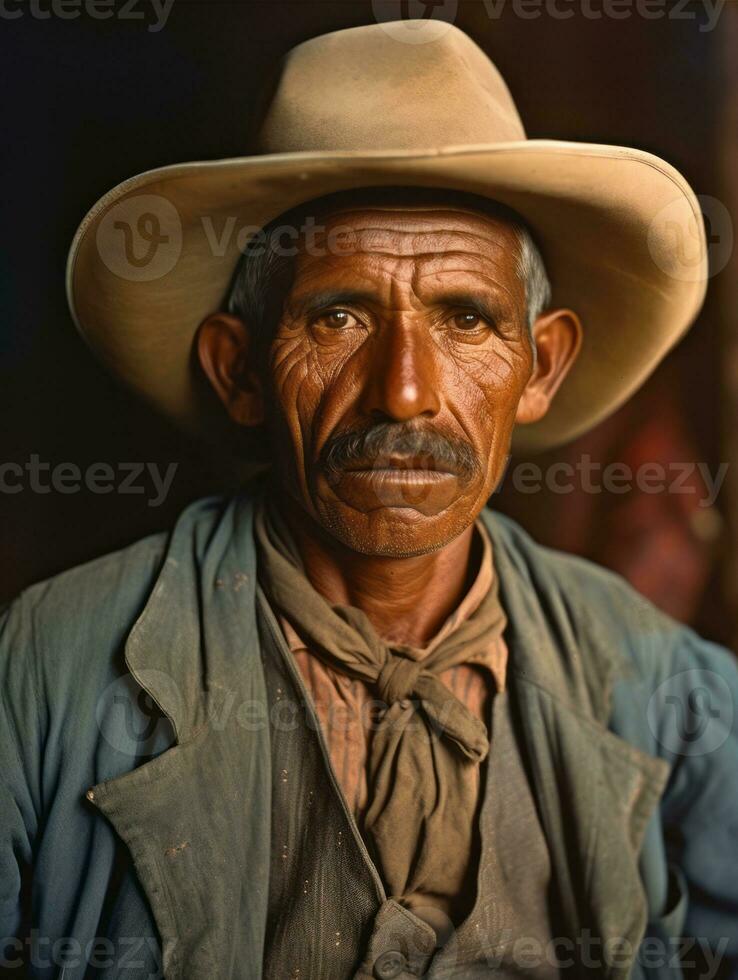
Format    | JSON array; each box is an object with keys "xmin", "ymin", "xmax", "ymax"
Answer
[{"xmin": 254, "ymin": 496, "xmax": 507, "ymax": 918}]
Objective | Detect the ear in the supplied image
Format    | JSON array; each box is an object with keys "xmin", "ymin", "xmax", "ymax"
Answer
[
  {"xmin": 515, "ymin": 308, "xmax": 582, "ymax": 425},
  {"xmin": 196, "ymin": 313, "xmax": 265, "ymax": 427}
]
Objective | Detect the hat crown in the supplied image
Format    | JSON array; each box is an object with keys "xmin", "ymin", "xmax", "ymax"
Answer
[{"xmin": 255, "ymin": 21, "xmax": 526, "ymax": 154}]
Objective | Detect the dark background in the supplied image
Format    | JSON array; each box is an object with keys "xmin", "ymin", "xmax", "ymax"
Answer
[{"xmin": 1, "ymin": 0, "xmax": 733, "ymax": 643}]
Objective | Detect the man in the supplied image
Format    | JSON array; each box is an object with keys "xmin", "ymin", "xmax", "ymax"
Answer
[{"xmin": 2, "ymin": 19, "xmax": 737, "ymax": 980}]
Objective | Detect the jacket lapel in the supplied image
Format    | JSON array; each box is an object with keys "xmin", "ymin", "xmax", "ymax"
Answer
[
  {"xmin": 86, "ymin": 492, "xmax": 272, "ymax": 980},
  {"xmin": 512, "ymin": 681, "xmax": 669, "ymax": 977},
  {"xmin": 483, "ymin": 509, "xmax": 670, "ymax": 979}
]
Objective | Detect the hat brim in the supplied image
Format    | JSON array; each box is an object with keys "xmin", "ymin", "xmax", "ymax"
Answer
[{"xmin": 67, "ymin": 140, "xmax": 707, "ymax": 455}]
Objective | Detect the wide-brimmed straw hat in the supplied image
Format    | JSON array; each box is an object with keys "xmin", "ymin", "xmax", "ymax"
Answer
[{"xmin": 66, "ymin": 19, "xmax": 708, "ymax": 453}]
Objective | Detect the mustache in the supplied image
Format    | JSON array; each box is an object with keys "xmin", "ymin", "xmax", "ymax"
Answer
[{"xmin": 320, "ymin": 421, "xmax": 480, "ymax": 482}]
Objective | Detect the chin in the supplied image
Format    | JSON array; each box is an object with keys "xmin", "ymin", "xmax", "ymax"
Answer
[{"xmin": 317, "ymin": 499, "xmax": 475, "ymax": 558}]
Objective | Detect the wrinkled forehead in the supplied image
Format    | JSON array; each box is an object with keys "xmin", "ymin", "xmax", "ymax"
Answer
[
  {"xmin": 292, "ymin": 187, "xmax": 524, "ymax": 250},
  {"xmin": 290, "ymin": 201, "xmax": 524, "ymax": 289}
]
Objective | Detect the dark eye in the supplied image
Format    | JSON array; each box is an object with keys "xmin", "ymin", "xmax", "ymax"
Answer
[
  {"xmin": 451, "ymin": 311, "xmax": 485, "ymax": 330},
  {"xmin": 314, "ymin": 309, "xmax": 360, "ymax": 330}
]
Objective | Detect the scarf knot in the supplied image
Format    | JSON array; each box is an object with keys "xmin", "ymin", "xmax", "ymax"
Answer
[{"xmin": 377, "ymin": 653, "xmax": 422, "ymax": 705}]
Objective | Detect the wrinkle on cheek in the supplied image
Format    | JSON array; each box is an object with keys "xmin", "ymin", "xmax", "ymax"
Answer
[
  {"xmin": 297, "ymin": 381, "xmax": 321, "ymax": 482},
  {"xmin": 273, "ymin": 326, "xmax": 334, "ymax": 396},
  {"xmin": 442, "ymin": 337, "xmax": 531, "ymax": 487},
  {"xmin": 271, "ymin": 320, "xmax": 369, "ymax": 501},
  {"xmin": 436, "ymin": 330, "xmax": 532, "ymax": 420},
  {"xmin": 449, "ymin": 343, "xmax": 516, "ymax": 394},
  {"xmin": 296, "ymin": 364, "xmax": 324, "ymax": 459},
  {"xmin": 272, "ymin": 348, "xmax": 312, "ymax": 420},
  {"xmin": 269, "ymin": 335, "xmax": 315, "ymax": 487}
]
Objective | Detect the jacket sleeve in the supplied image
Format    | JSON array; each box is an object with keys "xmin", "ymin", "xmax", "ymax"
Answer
[
  {"xmin": 658, "ymin": 628, "xmax": 738, "ymax": 980},
  {"xmin": 0, "ymin": 595, "xmax": 43, "ymax": 977}
]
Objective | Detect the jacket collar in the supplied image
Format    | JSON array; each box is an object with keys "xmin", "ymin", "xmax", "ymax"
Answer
[
  {"xmin": 87, "ymin": 491, "xmax": 669, "ymax": 979},
  {"xmin": 121, "ymin": 491, "xmax": 261, "ymax": 743}
]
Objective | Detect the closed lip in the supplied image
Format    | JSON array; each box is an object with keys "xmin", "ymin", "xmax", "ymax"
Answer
[{"xmin": 342, "ymin": 455, "xmax": 459, "ymax": 476}]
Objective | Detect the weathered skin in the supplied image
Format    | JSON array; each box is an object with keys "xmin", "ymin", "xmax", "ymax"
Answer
[{"xmin": 197, "ymin": 199, "xmax": 581, "ymax": 646}]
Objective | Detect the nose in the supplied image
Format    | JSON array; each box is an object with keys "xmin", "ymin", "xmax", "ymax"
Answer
[{"xmin": 358, "ymin": 320, "xmax": 441, "ymax": 422}]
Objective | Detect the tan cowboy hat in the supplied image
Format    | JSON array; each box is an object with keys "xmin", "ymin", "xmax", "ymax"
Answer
[{"xmin": 66, "ymin": 19, "xmax": 708, "ymax": 454}]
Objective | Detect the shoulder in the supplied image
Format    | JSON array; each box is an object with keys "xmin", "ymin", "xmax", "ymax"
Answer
[
  {"xmin": 484, "ymin": 505, "xmax": 671, "ymax": 632},
  {"xmin": 2, "ymin": 530, "xmax": 167, "ymax": 654},
  {"xmin": 483, "ymin": 507, "xmax": 738, "ymax": 700},
  {"xmin": 0, "ymin": 530, "xmax": 169, "ymax": 736},
  {"xmin": 0, "ymin": 528, "xmax": 171, "ymax": 826},
  {"xmin": 2, "ymin": 492, "xmax": 240, "ymax": 636},
  {"xmin": 0, "ymin": 493, "xmax": 240, "ymax": 715}
]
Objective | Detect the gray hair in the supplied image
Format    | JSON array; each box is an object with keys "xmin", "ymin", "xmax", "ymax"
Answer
[
  {"xmin": 225, "ymin": 188, "xmax": 551, "ymax": 362},
  {"xmin": 516, "ymin": 226, "xmax": 551, "ymax": 330}
]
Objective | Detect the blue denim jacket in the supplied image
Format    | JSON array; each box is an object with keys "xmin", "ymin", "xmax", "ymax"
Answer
[{"xmin": 1, "ymin": 490, "xmax": 737, "ymax": 979}]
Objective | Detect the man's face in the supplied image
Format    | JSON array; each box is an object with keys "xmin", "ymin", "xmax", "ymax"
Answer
[{"xmin": 262, "ymin": 203, "xmax": 536, "ymax": 557}]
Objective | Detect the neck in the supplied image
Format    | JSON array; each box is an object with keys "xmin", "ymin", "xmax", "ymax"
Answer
[{"xmin": 275, "ymin": 489, "xmax": 480, "ymax": 648}]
